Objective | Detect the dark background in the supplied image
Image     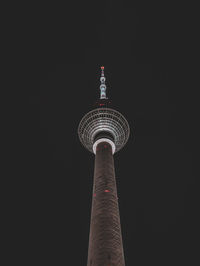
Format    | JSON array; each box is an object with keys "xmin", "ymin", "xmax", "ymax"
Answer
[{"xmin": 27, "ymin": 2, "xmax": 198, "ymax": 265}]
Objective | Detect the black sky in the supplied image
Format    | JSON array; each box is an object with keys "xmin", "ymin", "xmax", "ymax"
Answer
[{"xmin": 27, "ymin": 2, "xmax": 198, "ymax": 265}]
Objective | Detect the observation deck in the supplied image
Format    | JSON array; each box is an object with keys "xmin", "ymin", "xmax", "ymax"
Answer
[{"xmin": 78, "ymin": 107, "xmax": 130, "ymax": 154}]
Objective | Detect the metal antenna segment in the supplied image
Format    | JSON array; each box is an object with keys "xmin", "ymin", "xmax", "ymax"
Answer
[{"xmin": 100, "ymin": 66, "xmax": 107, "ymax": 99}]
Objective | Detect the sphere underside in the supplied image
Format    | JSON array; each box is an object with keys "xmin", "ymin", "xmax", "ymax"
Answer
[{"xmin": 78, "ymin": 108, "xmax": 130, "ymax": 153}]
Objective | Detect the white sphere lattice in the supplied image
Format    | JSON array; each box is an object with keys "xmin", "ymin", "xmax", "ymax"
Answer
[{"xmin": 78, "ymin": 108, "xmax": 130, "ymax": 154}]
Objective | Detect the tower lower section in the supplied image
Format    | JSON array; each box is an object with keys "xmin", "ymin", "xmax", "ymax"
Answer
[{"xmin": 87, "ymin": 142, "xmax": 125, "ymax": 266}]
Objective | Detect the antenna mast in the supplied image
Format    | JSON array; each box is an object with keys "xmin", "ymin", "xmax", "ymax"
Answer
[{"xmin": 100, "ymin": 66, "xmax": 107, "ymax": 99}]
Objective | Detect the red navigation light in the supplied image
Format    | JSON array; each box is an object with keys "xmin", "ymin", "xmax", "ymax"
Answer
[
  {"xmin": 101, "ymin": 66, "xmax": 104, "ymax": 70},
  {"xmin": 94, "ymin": 193, "xmax": 96, "ymax": 197},
  {"xmin": 104, "ymin": 190, "xmax": 110, "ymax": 192}
]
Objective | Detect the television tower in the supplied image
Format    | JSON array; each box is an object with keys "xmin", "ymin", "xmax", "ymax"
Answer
[{"xmin": 78, "ymin": 66, "xmax": 130, "ymax": 266}]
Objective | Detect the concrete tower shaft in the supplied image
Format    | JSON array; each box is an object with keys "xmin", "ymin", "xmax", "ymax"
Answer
[{"xmin": 87, "ymin": 141, "xmax": 125, "ymax": 266}]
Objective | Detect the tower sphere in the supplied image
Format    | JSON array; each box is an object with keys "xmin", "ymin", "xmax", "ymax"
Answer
[{"xmin": 78, "ymin": 107, "xmax": 130, "ymax": 154}]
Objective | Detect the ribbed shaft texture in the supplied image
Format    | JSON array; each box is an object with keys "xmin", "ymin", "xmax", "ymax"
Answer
[{"xmin": 87, "ymin": 142, "xmax": 125, "ymax": 266}]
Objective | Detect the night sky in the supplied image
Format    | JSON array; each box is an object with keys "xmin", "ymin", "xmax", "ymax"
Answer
[{"xmin": 28, "ymin": 2, "xmax": 197, "ymax": 265}]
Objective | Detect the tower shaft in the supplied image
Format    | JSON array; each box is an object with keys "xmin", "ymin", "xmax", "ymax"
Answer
[{"xmin": 87, "ymin": 142, "xmax": 125, "ymax": 266}]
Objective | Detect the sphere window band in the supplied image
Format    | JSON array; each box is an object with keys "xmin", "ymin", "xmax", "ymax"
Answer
[{"xmin": 93, "ymin": 138, "xmax": 116, "ymax": 154}]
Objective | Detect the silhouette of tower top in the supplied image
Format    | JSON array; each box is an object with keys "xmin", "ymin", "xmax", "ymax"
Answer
[
  {"xmin": 79, "ymin": 67, "xmax": 129, "ymax": 154},
  {"xmin": 78, "ymin": 66, "xmax": 130, "ymax": 266}
]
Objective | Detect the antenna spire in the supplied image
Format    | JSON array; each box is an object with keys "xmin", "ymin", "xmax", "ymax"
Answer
[{"xmin": 100, "ymin": 66, "xmax": 107, "ymax": 99}]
